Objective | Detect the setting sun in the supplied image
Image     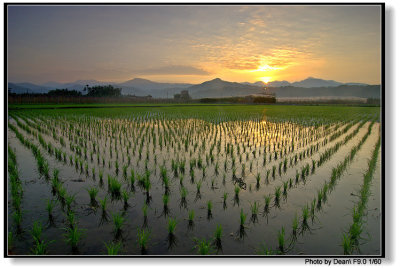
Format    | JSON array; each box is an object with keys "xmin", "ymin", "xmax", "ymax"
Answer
[{"xmin": 259, "ymin": 77, "xmax": 272, "ymax": 84}]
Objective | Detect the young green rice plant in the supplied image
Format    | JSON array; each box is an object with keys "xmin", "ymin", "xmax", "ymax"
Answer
[
  {"xmin": 42, "ymin": 162, "xmax": 50, "ymax": 179},
  {"xmin": 31, "ymin": 238, "xmax": 52, "ymax": 255},
  {"xmin": 214, "ymin": 224, "xmax": 223, "ymax": 249},
  {"xmin": 234, "ymin": 185, "xmax": 240, "ymax": 199},
  {"xmin": 179, "ymin": 174, "xmax": 184, "ymax": 186},
  {"xmin": 283, "ymin": 181, "xmax": 288, "ymax": 196},
  {"xmin": 66, "ymin": 210, "xmax": 76, "ymax": 227},
  {"xmin": 167, "ymin": 218, "xmax": 178, "ymax": 235},
  {"xmin": 163, "ymin": 194, "xmax": 170, "ymax": 209},
  {"xmin": 256, "ymin": 173, "xmax": 261, "ymax": 188},
  {"xmin": 46, "ymin": 199, "xmax": 56, "ymax": 219},
  {"xmin": 180, "ymin": 187, "xmax": 187, "ymax": 207},
  {"xmin": 86, "ymin": 186, "xmax": 99, "ymax": 205},
  {"xmin": 100, "ymin": 196, "xmax": 108, "ymax": 214},
  {"xmin": 104, "ymin": 241, "xmax": 122, "ymax": 255},
  {"xmin": 63, "ymin": 225, "xmax": 84, "ymax": 250},
  {"xmin": 112, "ymin": 213, "xmax": 125, "ymax": 235},
  {"xmin": 277, "ymin": 227, "xmax": 285, "ymax": 254},
  {"xmin": 129, "ymin": 169, "xmax": 135, "ymax": 190},
  {"xmin": 122, "ymin": 190, "xmax": 130, "ymax": 207},
  {"xmin": 223, "ymin": 192, "xmax": 228, "ymax": 209},
  {"xmin": 123, "ymin": 165, "xmax": 128, "ymax": 179},
  {"xmin": 207, "ymin": 200, "xmax": 213, "ymax": 218},
  {"xmin": 310, "ymin": 198, "xmax": 316, "ymax": 221},
  {"xmin": 188, "ymin": 210, "xmax": 195, "ymax": 226},
  {"xmin": 144, "ymin": 177, "xmax": 151, "ymax": 198},
  {"xmin": 8, "ymin": 231, "xmax": 13, "ymax": 252},
  {"xmin": 65, "ymin": 194, "xmax": 76, "ymax": 212},
  {"xmin": 342, "ymin": 233, "xmax": 351, "ymax": 255},
  {"xmin": 302, "ymin": 205, "xmax": 310, "ymax": 231},
  {"xmin": 250, "ymin": 201, "xmax": 259, "ymax": 223},
  {"xmin": 13, "ymin": 210, "xmax": 22, "ymax": 232},
  {"xmin": 240, "ymin": 208, "xmax": 247, "ymax": 227},
  {"xmin": 115, "ymin": 160, "xmax": 119, "ymax": 175},
  {"xmin": 193, "ymin": 238, "xmax": 213, "ymax": 255},
  {"xmin": 196, "ymin": 180, "xmax": 202, "ymax": 195},
  {"xmin": 31, "ymin": 221, "xmax": 43, "ymax": 243},
  {"xmin": 274, "ymin": 186, "xmax": 281, "ymax": 206},
  {"xmin": 137, "ymin": 228, "xmax": 151, "ymax": 254},
  {"xmin": 292, "ymin": 213, "xmax": 299, "ymax": 238},
  {"xmin": 108, "ymin": 175, "xmax": 121, "ymax": 199},
  {"xmin": 257, "ymin": 244, "xmax": 274, "ymax": 255},
  {"xmin": 264, "ymin": 195, "xmax": 271, "ymax": 213}
]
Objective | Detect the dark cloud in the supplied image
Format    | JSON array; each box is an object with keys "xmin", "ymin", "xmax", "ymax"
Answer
[{"xmin": 133, "ymin": 65, "xmax": 210, "ymax": 76}]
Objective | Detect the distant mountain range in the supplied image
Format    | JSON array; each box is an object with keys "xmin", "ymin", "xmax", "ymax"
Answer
[{"xmin": 8, "ymin": 77, "xmax": 380, "ymax": 99}]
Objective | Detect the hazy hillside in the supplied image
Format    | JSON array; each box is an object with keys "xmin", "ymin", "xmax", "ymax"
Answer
[
  {"xmin": 8, "ymin": 77, "xmax": 380, "ymax": 99},
  {"xmin": 269, "ymin": 85, "xmax": 380, "ymax": 98},
  {"xmin": 188, "ymin": 78, "xmax": 265, "ymax": 98}
]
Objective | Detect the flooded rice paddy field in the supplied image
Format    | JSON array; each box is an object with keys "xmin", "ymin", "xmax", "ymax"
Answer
[{"xmin": 7, "ymin": 105, "xmax": 381, "ymax": 256}]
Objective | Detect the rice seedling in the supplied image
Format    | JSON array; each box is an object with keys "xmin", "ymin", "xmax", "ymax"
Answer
[
  {"xmin": 196, "ymin": 180, "xmax": 202, "ymax": 195},
  {"xmin": 277, "ymin": 227, "xmax": 285, "ymax": 253},
  {"xmin": 137, "ymin": 228, "xmax": 151, "ymax": 254},
  {"xmin": 30, "ymin": 221, "xmax": 43, "ymax": 242},
  {"xmin": 188, "ymin": 210, "xmax": 195, "ymax": 226},
  {"xmin": 46, "ymin": 199, "xmax": 56, "ymax": 219},
  {"xmin": 207, "ymin": 200, "xmax": 213, "ymax": 219},
  {"xmin": 167, "ymin": 218, "xmax": 178, "ymax": 234},
  {"xmin": 104, "ymin": 241, "xmax": 122, "ymax": 255},
  {"xmin": 214, "ymin": 224, "xmax": 223, "ymax": 245},
  {"xmin": 234, "ymin": 185, "xmax": 240, "ymax": 198},
  {"xmin": 342, "ymin": 233, "xmax": 351, "ymax": 255},
  {"xmin": 63, "ymin": 225, "xmax": 84, "ymax": 250},
  {"xmin": 86, "ymin": 186, "xmax": 99, "ymax": 205},
  {"xmin": 264, "ymin": 195, "xmax": 271, "ymax": 213},
  {"xmin": 240, "ymin": 208, "xmax": 247, "ymax": 227},
  {"xmin": 223, "ymin": 192, "xmax": 228, "ymax": 209},
  {"xmin": 274, "ymin": 186, "xmax": 281, "ymax": 206},
  {"xmin": 283, "ymin": 181, "xmax": 288, "ymax": 196},
  {"xmin": 108, "ymin": 175, "xmax": 121, "ymax": 199},
  {"xmin": 292, "ymin": 213, "xmax": 299, "ymax": 237},
  {"xmin": 66, "ymin": 210, "xmax": 76, "ymax": 227},
  {"xmin": 250, "ymin": 201, "xmax": 259, "ymax": 223},
  {"xmin": 13, "ymin": 210, "xmax": 22, "ymax": 232},
  {"xmin": 100, "ymin": 196, "xmax": 108, "ymax": 213},
  {"xmin": 122, "ymin": 190, "xmax": 130, "ymax": 207},
  {"xmin": 31, "ymin": 238, "xmax": 52, "ymax": 255},
  {"xmin": 112, "ymin": 213, "xmax": 125, "ymax": 235},
  {"xmin": 193, "ymin": 238, "xmax": 213, "ymax": 255},
  {"xmin": 302, "ymin": 205, "xmax": 310, "ymax": 231},
  {"xmin": 65, "ymin": 194, "xmax": 76, "ymax": 212}
]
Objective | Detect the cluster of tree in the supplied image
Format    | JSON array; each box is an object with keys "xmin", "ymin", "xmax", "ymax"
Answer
[
  {"xmin": 47, "ymin": 89, "xmax": 82, "ymax": 96},
  {"xmin": 200, "ymin": 95, "xmax": 276, "ymax": 104},
  {"xmin": 84, "ymin": 85, "xmax": 121, "ymax": 97}
]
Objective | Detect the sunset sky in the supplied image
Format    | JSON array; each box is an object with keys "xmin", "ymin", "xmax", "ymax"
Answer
[{"xmin": 7, "ymin": 5, "xmax": 382, "ymax": 84}]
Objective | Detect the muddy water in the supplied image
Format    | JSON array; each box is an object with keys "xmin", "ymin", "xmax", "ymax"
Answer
[{"xmin": 7, "ymin": 118, "xmax": 381, "ymax": 256}]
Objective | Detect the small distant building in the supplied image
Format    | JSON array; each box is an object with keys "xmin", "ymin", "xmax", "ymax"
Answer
[{"xmin": 174, "ymin": 90, "xmax": 192, "ymax": 101}]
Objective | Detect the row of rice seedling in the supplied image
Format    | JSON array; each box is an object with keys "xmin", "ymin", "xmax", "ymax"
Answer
[
  {"xmin": 7, "ymin": 145, "xmax": 23, "ymax": 253},
  {"xmin": 342, "ymin": 136, "xmax": 381, "ymax": 254},
  {"xmin": 265, "ymin": 122, "xmax": 375, "ymax": 255},
  {"xmin": 9, "ymin": 123, "xmax": 89, "ymax": 254}
]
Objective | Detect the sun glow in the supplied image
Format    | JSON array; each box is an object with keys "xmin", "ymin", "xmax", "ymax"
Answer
[
  {"xmin": 259, "ymin": 77, "xmax": 272, "ymax": 84},
  {"xmin": 254, "ymin": 64, "xmax": 281, "ymax": 72}
]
